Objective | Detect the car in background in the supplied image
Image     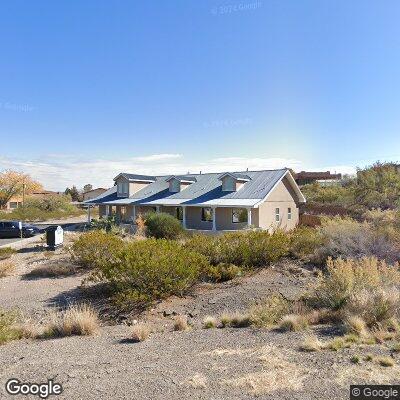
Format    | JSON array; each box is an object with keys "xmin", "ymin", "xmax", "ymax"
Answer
[{"xmin": 0, "ymin": 221, "xmax": 42, "ymax": 238}]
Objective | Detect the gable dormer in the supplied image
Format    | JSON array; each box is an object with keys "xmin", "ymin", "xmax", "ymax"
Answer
[
  {"xmin": 218, "ymin": 172, "xmax": 251, "ymax": 192},
  {"xmin": 166, "ymin": 176, "xmax": 197, "ymax": 193},
  {"xmin": 114, "ymin": 173, "xmax": 156, "ymax": 197}
]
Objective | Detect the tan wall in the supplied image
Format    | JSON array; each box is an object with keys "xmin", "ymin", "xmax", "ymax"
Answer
[
  {"xmin": 216, "ymin": 208, "xmax": 247, "ymax": 230},
  {"xmin": 83, "ymin": 189, "xmax": 106, "ymax": 201},
  {"xmin": 258, "ymin": 177, "xmax": 299, "ymax": 231},
  {"xmin": 129, "ymin": 182, "xmax": 149, "ymax": 195},
  {"xmin": 186, "ymin": 207, "xmax": 213, "ymax": 230},
  {"xmin": 99, "ymin": 205, "xmax": 107, "ymax": 217}
]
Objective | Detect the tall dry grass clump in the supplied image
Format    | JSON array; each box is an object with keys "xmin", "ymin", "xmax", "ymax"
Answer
[
  {"xmin": 45, "ymin": 304, "xmax": 99, "ymax": 337},
  {"xmin": 0, "ymin": 260, "xmax": 16, "ymax": 278},
  {"xmin": 250, "ymin": 294, "xmax": 290, "ymax": 328},
  {"xmin": 131, "ymin": 323, "xmax": 151, "ymax": 342}
]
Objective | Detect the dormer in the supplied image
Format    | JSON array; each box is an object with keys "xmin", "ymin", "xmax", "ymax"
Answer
[
  {"xmin": 218, "ymin": 172, "xmax": 251, "ymax": 192},
  {"xmin": 166, "ymin": 176, "xmax": 197, "ymax": 193},
  {"xmin": 114, "ymin": 173, "xmax": 156, "ymax": 197}
]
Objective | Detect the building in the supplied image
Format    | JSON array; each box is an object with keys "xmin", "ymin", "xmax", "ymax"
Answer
[
  {"xmin": 1, "ymin": 190, "xmax": 63, "ymax": 211},
  {"xmin": 82, "ymin": 188, "xmax": 108, "ymax": 202},
  {"xmin": 85, "ymin": 169, "xmax": 306, "ymax": 232},
  {"xmin": 294, "ymin": 171, "xmax": 342, "ymax": 186}
]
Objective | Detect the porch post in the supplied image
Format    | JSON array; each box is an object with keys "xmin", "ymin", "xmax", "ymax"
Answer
[
  {"xmin": 212, "ymin": 207, "xmax": 217, "ymax": 231},
  {"xmin": 87, "ymin": 206, "xmax": 91, "ymax": 223},
  {"xmin": 247, "ymin": 207, "xmax": 252, "ymax": 228},
  {"xmin": 182, "ymin": 206, "xmax": 187, "ymax": 229},
  {"xmin": 156, "ymin": 205, "xmax": 161, "ymax": 213},
  {"xmin": 132, "ymin": 205, "xmax": 136, "ymax": 223}
]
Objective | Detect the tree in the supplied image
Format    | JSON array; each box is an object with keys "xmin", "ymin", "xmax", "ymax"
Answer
[
  {"xmin": 83, "ymin": 184, "xmax": 93, "ymax": 193},
  {"xmin": 69, "ymin": 186, "xmax": 81, "ymax": 202},
  {"xmin": 0, "ymin": 170, "xmax": 43, "ymax": 208}
]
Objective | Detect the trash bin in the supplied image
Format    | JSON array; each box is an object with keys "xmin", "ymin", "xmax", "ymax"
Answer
[{"xmin": 46, "ymin": 225, "xmax": 64, "ymax": 250}]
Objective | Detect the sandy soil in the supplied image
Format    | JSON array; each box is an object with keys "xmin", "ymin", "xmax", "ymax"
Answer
[{"xmin": 0, "ymin": 237, "xmax": 399, "ymax": 399}]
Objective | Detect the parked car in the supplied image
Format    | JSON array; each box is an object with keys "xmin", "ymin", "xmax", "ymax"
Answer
[{"xmin": 0, "ymin": 221, "xmax": 42, "ymax": 238}]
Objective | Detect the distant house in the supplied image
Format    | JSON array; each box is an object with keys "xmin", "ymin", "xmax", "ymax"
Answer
[
  {"xmin": 84, "ymin": 169, "xmax": 306, "ymax": 232},
  {"xmin": 1, "ymin": 190, "xmax": 62, "ymax": 211},
  {"xmin": 294, "ymin": 171, "xmax": 342, "ymax": 186},
  {"xmin": 82, "ymin": 188, "xmax": 108, "ymax": 202}
]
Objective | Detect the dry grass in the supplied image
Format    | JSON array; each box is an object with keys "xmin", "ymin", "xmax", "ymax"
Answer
[
  {"xmin": 250, "ymin": 294, "xmax": 290, "ymax": 328},
  {"xmin": 377, "ymin": 357, "xmax": 395, "ymax": 367},
  {"xmin": 0, "ymin": 309, "xmax": 21, "ymax": 345},
  {"xmin": 299, "ymin": 335, "xmax": 322, "ymax": 352},
  {"xmin": 45, "ymin": 304, "xmax": 99, "ymax": 337},
  {"xmin": 0, "ymin": 247, "xmax": 16, "ymax": 261},
  {"xmin": 173, "ymin": 315, "xmax": 189, "ymax": 331},
  {"xmin": 344, "ymin": 315, "xmax": 369, "ymax": 337},
  {"xmin": 279, "ymin": 314, "xmax": 309, "ymax": 332},
  {"xmin": 0, "ymin": 260, "xmax": 16, "ymax": 278},
  {"xmin": 220, "ymin": 312, "xmax": 251, "ymax": 328},
  {"xmin": 183, "ymin": 373, "xmax": 207, "ymax": 388},
  {"xmin": 392, "ymin": 343, "xmax": 400, "ymax": 353},
  {"xmin": 203, "ymin": 316, "xmax": 217, "ymax": 329},
  {"xmin": 372, "ymin": 327, "xmax": 395, "ymax": 344},
  {"xmin": 131, "ymin": 323, "xmax": 151, "ymax": 342},
  {"xmin": 25, "ymin": 263, "xmax": 77, "ymax": 278}
]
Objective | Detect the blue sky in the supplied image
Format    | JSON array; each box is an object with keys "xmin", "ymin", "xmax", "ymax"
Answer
[{"xmin": 1, "ymin": 0, "xmax": 400, "ymax": 190}]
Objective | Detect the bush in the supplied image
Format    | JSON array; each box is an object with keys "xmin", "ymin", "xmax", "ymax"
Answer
[
  {"xmin": 279, "ymin": 314, "xmax": 309, "ymax": 332},
  {"xmin": 92, "ymin": 238, "xmax": 210, "ymax": 304},
  {"xmin": 0, "ymin": 309, "xmax": 21, "ymax": 345},
  {"xmin": 315, "ymin": 217, "xmax": 400, "ymax": 264},
  {"xmin": 204, "ymin": 263, "xmax": 242, "ymax": 282},
  {"xmin": 0, "ymin": 247, "xmax": 16, "ymax": 261},
  {"xmin": 0, "ymin": 260, "xmax": 16, "ymax": 278},
  {"xmin": 70, "ymin": 231, "xmax": 124, "ymax": 269},
  {"xmin": 45, "ymin": 304, "xmax": 99, "ymax": 337},
  {"xmin": 145, "ymin": 212, "xmax": 183, "ymax": 239},
  {"xmin": 310, "ymin": 257, "xmax": 400, "ymax": 311},
  {"xmin": 185, "ymin": 230, "xmax": 290, "ymax": 268},
  {"xmin": 290, "ymin": 226, "xmax": 324, "ymax": 260},
  {"xmin": 131, "ymin": 323, "xmax": 151, "ymax": 342},
  {"xmin": 250, "ymin": 293, "xmax": 290, "ymax": 327}
]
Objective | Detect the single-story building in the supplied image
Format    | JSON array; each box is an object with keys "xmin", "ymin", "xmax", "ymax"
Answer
[
  {"xmin": 82, "ymin": 187, "xmax": 108, "ymax": 202},
  {"xmin": 84, "ymin": 169, "xmax": 306, "ymax": 232}
]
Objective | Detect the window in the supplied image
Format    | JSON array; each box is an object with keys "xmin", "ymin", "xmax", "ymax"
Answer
[
  {"xmin": 232, "ymin": 208, "xmax": 248, "ymax": 223},
  {"xmin": 176, "ymin": 207, "xmax": 183, "ymax": 221},
  {"xmin": 9, "ymin": 202, "xmax": 19, "ymax": 209},
  {"xmin": 275, "ymin": 208, "xmax": 280, "ymax": 222},
  {"xmin": 288, "ymin": 207, "xmax": 292, "ymax": 220},
  {"xmin": 201, "ymin": 207, "xmax": 213, "ymax": 222}
]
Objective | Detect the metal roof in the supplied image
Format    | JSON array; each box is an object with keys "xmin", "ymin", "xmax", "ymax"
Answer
[
  {"xmin": 85, "ymin": 168, "xmax": 305, "ymax": 207},
  {"xmin": 114, "ymin": 173, "xmax": 157, "ymax": 182}
]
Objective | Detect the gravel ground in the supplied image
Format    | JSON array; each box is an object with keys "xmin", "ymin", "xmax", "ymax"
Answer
[{"xmin": 1, "ymin": 238, "xmax": 400, "ymax": 399}]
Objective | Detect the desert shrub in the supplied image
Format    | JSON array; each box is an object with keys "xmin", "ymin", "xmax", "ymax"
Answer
[
  {"xmin": 45, "ymin": 304, "xmax": 99, "ymax": 337},
  {"xmin": 299, "ymin": 335, "xmax": 322, "ymax": 352},
  {"xmin": 0, "ymin": 260, "xmax": 16, "ymax": 278},
  {"xmin": 185, "ymin": 230, "xmax": 290, "ymax": 268},
  {"xmin": 0, "ymin": 247, "xmax": 16, "ymax": 261},
  {"xmin": 345, "ymin": 288, "xmax": 400, "ymax": 328},
  {"xmin": 173, "ymin": 315, "xmax": 189, "ymax": 331},
  {"xmin": 316, "ymin": 215, "xmax": 400, "ymax": 264},
  {"xmin": 89, "ymin": 216, "xmax": 118, "ymax": 233},
  {"xmin": 70, "ymin": 230, "xmax": 124, "ymax": 269},
  {"xmin": 377, "ymin": 357, "xmax": 395, "ymax": 367},
  {"xmin": 219, "ymin": 312, "xmax": 251, "ymax": 328},
  {"xmin": 301, "ymin": 182, "xmax": 355, "ymax": 207},
  {"xmin": 145, "ymin": 212, "xmax": 183, "ymax": 239},
  {"xmin": 310, "ymin": 257, "xmax": 400, "ymax": 311},
  {"xmin": 25, "ymin": 263, "xmax": 78, "ymax": 278},
  {"xmin": 250, "ymin": 293, "xmax": 290, "ymax": 327},
  {"xmin": 279, "ymin": 314, "xmax": 309, "ymax": 332},
  {"xmin": 204, "ymin": 263, "xmax": 242, "ymax": 282},
  {"xmin": 0, "ymin": 309, "xmax": 22, "ymax": 345},
  {"xmin": 92, "ymin": 239, "xmax": 209, "ymax": 304},
  {"xmin": 203, "ymin": 316, "xmax": 217, "ymax": 329},
  {"xmin": 131, "ymin": 323, "xmax": 151, "ymax": 342},
  {"xmin": 290, "ymin": 226, "xmax": 324, "ymax": 260},
  {"xmin": 344, "ymin": 315, "xmax": 369, "ymax": 337}
]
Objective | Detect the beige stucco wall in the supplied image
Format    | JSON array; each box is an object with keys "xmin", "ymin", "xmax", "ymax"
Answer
[
  {"xmin": 258, "ymin": 177, "xmax": 299, "ymax": 231},
  {"xmin": 130, "ymin": 181, "xmax": 150, "ymax": 195},
  {"xmin": 221, "ymin": 176, "xmax": 235, "ymax": 191}
]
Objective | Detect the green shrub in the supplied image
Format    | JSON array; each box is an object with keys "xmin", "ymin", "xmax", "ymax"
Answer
[
  {"xmin": 70, "ymin": 231, "xmax": 124, "ymax": 269},
  {"xmin": 185, "ymin": 230, "xmax": 290, "ymax": 268},
  {"xmin": 310, "ymin": 257, "xmax": 400, "ymax": 311},
  {"xmin": 290, "ymin": 226, "xmax": 324, "ymax": 260},
  {"xmin": 145, "ymin": 212, "xmax": 184, "ymax": 239},
  {"xmin": 0, "ymin": 247, "xmax": 16, "ymax": 261},
  {"xmin": 250, "ymin": 293, "xmax": 290, "ymax": 327},
  {"xmin": 204, "ymin": 263, "xmax": 242, "ymax": 282},
  {"xmin": 92, "ymin": 238, "xmax": 210, "ymax": 304},
  {"xmin": 0, "ymin": 309, "xmax": 21, "ymax": 345}
]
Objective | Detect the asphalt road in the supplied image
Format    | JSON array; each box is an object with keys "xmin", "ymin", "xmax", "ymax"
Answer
[{"xmin": 0, "ymin": 222, "xmax": 84, "ymax": 247}]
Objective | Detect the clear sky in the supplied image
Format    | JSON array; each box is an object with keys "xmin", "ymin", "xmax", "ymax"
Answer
[{"xmin": 1, "ymin": 0, "xmax": 400, "ymax": 190}]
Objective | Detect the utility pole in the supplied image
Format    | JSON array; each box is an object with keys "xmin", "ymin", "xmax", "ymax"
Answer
[{"xmin": 22, "ymin": 182, "xmax": 26, "ymax": 207}]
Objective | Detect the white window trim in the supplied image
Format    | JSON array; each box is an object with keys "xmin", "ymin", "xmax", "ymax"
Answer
[{"xmin": 288, "ymin": 207, "xmax": 292, "ymax": 220}]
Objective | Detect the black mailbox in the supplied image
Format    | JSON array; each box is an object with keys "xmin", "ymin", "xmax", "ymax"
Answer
[{"xmin": 46, "ymin": 225, "xmax": 64, "ymax": 250}]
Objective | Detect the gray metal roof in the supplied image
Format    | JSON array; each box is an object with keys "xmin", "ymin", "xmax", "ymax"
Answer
[
  {"xmin": 115, "ymin": 173, "xmax": 157, "ymax": 182},
  {"xmin": 166, "ymin": 175, "xmax": 197, "ymax": 183},
  {"xmin": 218, "ymin": 172, "xmax": 251, "ymax": 181},
  {"xmin": 86, "ymin": 169, "xmax": 300, "ymax": 207}
]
